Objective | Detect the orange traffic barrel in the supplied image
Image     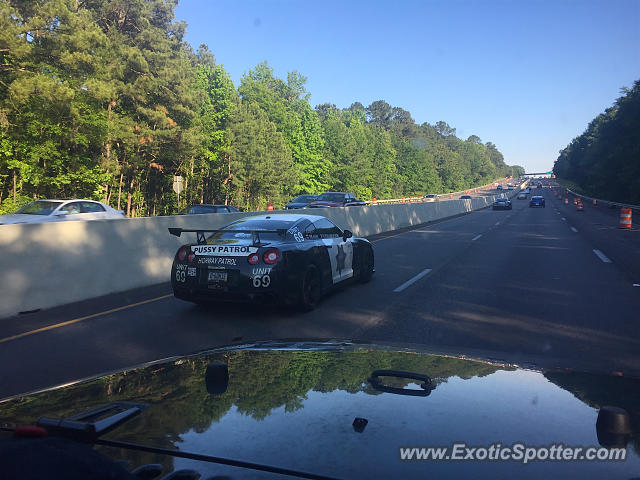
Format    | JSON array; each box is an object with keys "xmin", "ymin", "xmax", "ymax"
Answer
[
  {"xmin": 402, "ymin": 197, "xmax": 405, "ymax": 203},
  {"xmin": 564, "ymin": 197, "xmax": 568, "ymax": 205},
  {"xmin": 372, "ymin": 197, "xmax": 377, "ymax": 205},
  {"xmin": 619, "ymin": 208, "xmax": 632, "ymax": 229},
  {"xmin": 573, "ymin": 197, "xmax": 578, "ymax": 205},
  {"xmin": 466, "ymin": 189, "xmax": 470, "ymax": 194},
  {"xmin": 593, "ymin": 198, "xmax": 597, "ymax": 206},
  {"xmin": 267, "ymin": 202, "xmax": 274, "ymax": 211},
  {"xmin": 449, "ymin": 193, "xmax": 453, "ymax": 199},
  {"xmin": 577, "ymin": 201, "xmax": 584, "ymax": 211}
]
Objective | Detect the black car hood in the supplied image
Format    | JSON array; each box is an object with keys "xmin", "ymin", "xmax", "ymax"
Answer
[{"xmin": 1, "ymin": 341, "xmax": 639, "ymax": 479}]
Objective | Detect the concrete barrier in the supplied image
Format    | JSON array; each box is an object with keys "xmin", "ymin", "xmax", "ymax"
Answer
[{"xmin": 0, "ymin": 195, "xmax": 498, "ymax": 318}]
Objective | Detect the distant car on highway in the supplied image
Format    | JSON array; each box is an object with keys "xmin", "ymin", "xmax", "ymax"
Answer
[
  {"xmin": 0, "ymin": 199, "xmax": 125, "ymax": 225},
  {"xmin": 460, "ymin": 195, "xmax": 472, "ymax": 199},
  {"xmin": 423, "ymin": 194, "xmax": 439, "ymax": 202},
  {"xmin": 184, "ymin": 204, "xmax": 240, "ymax": 214},
  {"xmin": 517, "ymin": 192, "xmax": 527, "ymax": 199},
  {"xmin": 169, "ymin": 214, "xmax": 374, "ymax": 310},
  {"xmin": 529, "ymin": 196, "xmax": 545, "ymax": 208},
  {"xmin": 492, "ymin": 198, "xmax": 512, "ymax": 210},
  {"xmin": 496, "ymin": 185, "xmax": 503, "ymax": 190},
  {"xmin": 285, "ymin": 194, "xmax": 319, "ymax": 209},
  {"xmin": 507, "ymin": 185, "xmax": 515, "ymax": 190},
  {"xmin": 308, "ymin": 192, "xmax": 366, "ymax": 208}
]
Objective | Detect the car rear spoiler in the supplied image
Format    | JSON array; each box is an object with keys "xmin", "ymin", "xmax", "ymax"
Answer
[{"xmin": 168, "ymin": 228, "xmax": 285, "ymax": 246}]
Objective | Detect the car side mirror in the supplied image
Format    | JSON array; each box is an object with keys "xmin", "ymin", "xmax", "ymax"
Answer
[{"xmin": 343, "ymin": 229, "xmax": 353, "ymax": 240}]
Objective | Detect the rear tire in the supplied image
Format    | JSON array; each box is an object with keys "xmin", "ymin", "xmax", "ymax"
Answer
[
  {"xmin": 298, "ymin": 265, "xmax": 321, "ymax": 311},
  {"xmin": 359, "ymin": 247, "xmax": 374, "ymax": 283}
]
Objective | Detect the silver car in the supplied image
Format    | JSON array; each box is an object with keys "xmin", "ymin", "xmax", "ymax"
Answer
[
  {"xmin": 0, "ymin": 199, "xmax": 125, "ymax": 225},
  {"xmin": 423, "ymin": 194, "xmax": 439, "ymax": 202}
]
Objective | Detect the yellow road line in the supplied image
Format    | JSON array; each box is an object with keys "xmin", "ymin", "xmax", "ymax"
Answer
[{"xmin": 0, "ymin": 294, "xmax": 173, "ymax": 344}]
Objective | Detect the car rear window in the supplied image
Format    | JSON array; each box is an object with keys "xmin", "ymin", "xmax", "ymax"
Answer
[{"xmin": 207, "ymin": 218, "xmax": 297, "ymax": 242}]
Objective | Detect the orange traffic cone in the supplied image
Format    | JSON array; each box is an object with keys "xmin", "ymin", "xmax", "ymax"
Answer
[{"xmin": 619, "ymin": 208, "xmax": 632, "ymax": 229}]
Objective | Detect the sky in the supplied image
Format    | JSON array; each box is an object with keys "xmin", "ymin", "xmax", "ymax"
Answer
[{"xmin": 174, "ymin": 0, "xmax": 640, "ymax": 172}]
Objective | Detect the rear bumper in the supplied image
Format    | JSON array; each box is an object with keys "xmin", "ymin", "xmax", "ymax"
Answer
[{"xmin": 172, "ymin": 263, "xmax": 296, "ymax": 305}]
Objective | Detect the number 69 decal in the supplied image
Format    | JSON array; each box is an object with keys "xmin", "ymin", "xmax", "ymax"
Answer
[
  {"xmin": 175, "ymin": 270, "xmax": 186, "ymax": 282},
  {"xmin": 253, "ymin": 275, "xmax": 271, "ymax": 287}
]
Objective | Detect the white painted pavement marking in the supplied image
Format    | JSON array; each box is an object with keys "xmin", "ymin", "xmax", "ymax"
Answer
[
  {"xmin": 495, "ymin": 221, "xmax": 500, "ymax": 226},
  {"xmin": 393, "ymin": 269, "xmax": 433, "ymax": 293},
  {"xmin": 633, "ymin": 284, "xmax": 640, "ymax": 287},
  {"xmin": 472, "ymin": 234, "xmax": 482, "ymax": 241},
  {"xmin": 570, "ymin": 227, "xmax": 578, "ymax": 233},
  {"xmin": 592, "ymin": 249, "xmax": 612, "ymax": 263},
  {"xmin": 561, "ymin": 217, "xmax": 566, "ymax": 221}
]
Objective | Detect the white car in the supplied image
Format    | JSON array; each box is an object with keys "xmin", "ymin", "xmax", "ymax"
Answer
[
  {"xmin": 0, "ymin": 199, "xmax": 125, "ymax": 225},
  {"xmin": 423, "ymin": 194, "xmax": 439, "ymax": 202}
]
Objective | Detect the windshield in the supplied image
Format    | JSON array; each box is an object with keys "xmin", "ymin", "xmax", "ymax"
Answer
[
  {"xmin": 1, "ymin": 2, "xmax": 639, "ymax": 478},
  {"xmin": 316, "ymin": 193, "xmax": 346, "ymax": 202},
  {"xmin": 187, "ymin": 205, "xmax": 217, "ymax": 214},
  {"xmin": 291, "ymin": 195, "xmax": 317, "ymax": 203},
  {"xmin": 14, "ymin": 201, "xmax": 63, "ymax": 215}
]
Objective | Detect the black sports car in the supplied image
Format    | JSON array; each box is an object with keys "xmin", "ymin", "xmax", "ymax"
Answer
[
  {"xmin": 492, "ymin": 197, "xmax": 512, "ymax": 210},
  {"xmin": 169, "ymin": 214, "xmax": 374, "ymax": 310}
]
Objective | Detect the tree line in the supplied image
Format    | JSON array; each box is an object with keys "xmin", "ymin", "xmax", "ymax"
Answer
[
  {"xmin": 553, "ymin": 80, "xmax": 640, "ymax": 205},
  {"xmin": 0, "ymin": 0, "xmax": 524, "ymax": 216}
]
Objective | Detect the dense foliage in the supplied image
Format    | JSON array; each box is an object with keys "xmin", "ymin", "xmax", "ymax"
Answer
[
  {"xmin": 553, "ymin": 80, "xmax": 640, "ymax": 204},
  {"xmin": 0, "ymin": 0, "xmax": 523, "ymax": 215}
]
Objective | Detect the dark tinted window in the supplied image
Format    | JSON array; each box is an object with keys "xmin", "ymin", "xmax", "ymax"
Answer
[
  {"xmin": 313, "ymin": 218, "xmax": 342, "ymax": 238},
  {"xmin": 292, "ymin": 195, "xmax": 317, "ymax": 203},
  {"xmin": 304, "ymin": 222, "xmax": 318, "ymax": 239},
  {"xmin": 316, "ymin": 193, "xmax": 346, "ymax": 202},
  {"xmin": 187, "ymin": 205, "xmax": 217, "ymax": 214},
  {"xmin": 15, "ymin": 200, "xmax": 63, "ymax": 215},
  {"xmin": 80, "ymin": 202, "xmax": 105, "ymax": 213}
]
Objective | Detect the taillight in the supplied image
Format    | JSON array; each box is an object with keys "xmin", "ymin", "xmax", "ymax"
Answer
[
  {"xmin": 248, "ymin": 253, "xmax": 260, "ymax": 265},
  {"xmin": 178, "ymin": 247, "xmax": 187, "ymax": 261},
  {"xmin": 188, "ymin": 252, "xmax": 196, "ymax": 262},
  {"xmin": 263, "ymin": 249, "xmax": 280, "ymax": 265}
]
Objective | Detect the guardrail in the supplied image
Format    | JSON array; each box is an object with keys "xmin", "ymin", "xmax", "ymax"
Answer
[
  {"xmin": 364, "ymin": 177, "xmax": 512, "ymax": 205},
  {"xmin": 562, "ymin": 188, "xmax": 640, "ymax": 211}
]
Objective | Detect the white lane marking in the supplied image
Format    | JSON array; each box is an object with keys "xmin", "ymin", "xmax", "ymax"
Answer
[
  {"xmin": 495, "ymin": 221, "xmax": 500, "ymax": 226},
  {"xmin": 592, "ymin": 249, "xmax": 612, "ymax": 263},
  {"xmin": 633, "ymin": 284, "xmax": 640, "ymax": 287},
  {"xmin": 561, "ymin": 217, "xmax": 566, "ymax": 221},
  {"xmin": 472, "ymin": 234, "xmax": 482, "ymax": 241},
  {"xmin": 570, "ymin": 227, "xmax": 578, "ymax": 233},
  {"xmin": 393, "ymin": 269, "xmax": 433, "ymax": 293}
]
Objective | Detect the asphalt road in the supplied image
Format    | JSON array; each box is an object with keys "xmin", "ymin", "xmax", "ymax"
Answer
[{"xmin": 1, "ymin": 186, "xmax": 639, "ymax": 399}]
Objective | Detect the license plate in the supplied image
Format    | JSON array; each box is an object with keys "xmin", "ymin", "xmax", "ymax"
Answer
[{"xmin": 208, "ymin": 271, "xmax": 228, "ymax": 282}]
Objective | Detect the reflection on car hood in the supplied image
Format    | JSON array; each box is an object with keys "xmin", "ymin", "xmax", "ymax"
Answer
[{"xmin": 1, "ymin": 341, "xmax": 639, "ymax": 479}]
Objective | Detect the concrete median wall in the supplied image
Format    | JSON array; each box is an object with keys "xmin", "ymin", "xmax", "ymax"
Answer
[{"xmin": 0, "ymin": 195, "xmax": 498, "ymax": 319}]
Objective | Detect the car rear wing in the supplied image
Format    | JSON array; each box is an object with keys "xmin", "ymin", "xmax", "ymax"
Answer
[{"xmin": 168, "ymin": 227, "xmax": 285, "ymax": 246}]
